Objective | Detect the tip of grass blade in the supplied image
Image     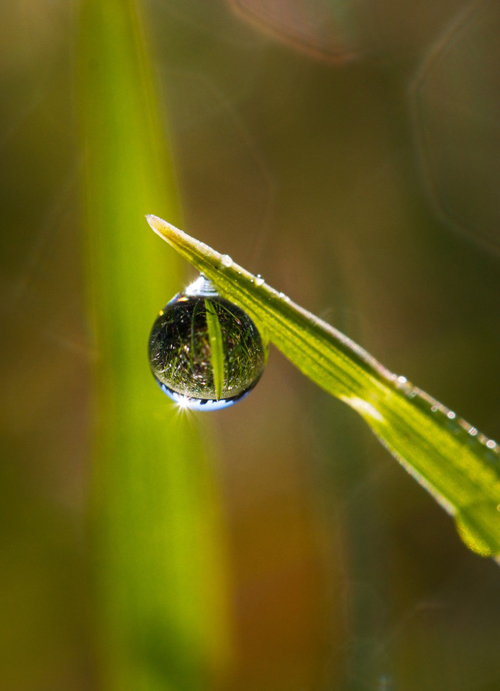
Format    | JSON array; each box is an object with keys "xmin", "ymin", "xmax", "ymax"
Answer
[
  {"xmin": 146, "ymin": 214, "xmax": 221, "ymax": 271},
  {"xmin": 146, "ymin": 214, "xmax": 184, "ymax": 244}
]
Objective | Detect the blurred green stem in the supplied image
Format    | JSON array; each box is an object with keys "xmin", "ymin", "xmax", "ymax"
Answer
[{"xmin": 79, "ymin": 1, "xmax": 231, "ymax": 689}]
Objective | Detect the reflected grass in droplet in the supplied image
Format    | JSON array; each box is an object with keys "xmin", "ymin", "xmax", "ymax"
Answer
[{"xmin": 204, "ymin": 298, "xmax": 225, "ymax": 400}]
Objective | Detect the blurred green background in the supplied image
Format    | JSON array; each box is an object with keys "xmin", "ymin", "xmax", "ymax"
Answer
[{"xmin": 2, "ymin": 0, "xmax": 500, "ymax": 690}]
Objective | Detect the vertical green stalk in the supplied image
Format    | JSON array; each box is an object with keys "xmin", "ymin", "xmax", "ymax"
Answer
[{"xmin": 78, "ymin": 1, "xmax": 230, "ymax": 689}]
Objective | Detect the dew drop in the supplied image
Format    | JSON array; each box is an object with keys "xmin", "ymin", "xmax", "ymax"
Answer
[
  {"xmin": 149, "ymin": 276, "xmax": 267, "ymax": 411},
  {"xmin": 220, "ymin": 254, "xmax": 233, "ymax": 268},
  {"xmin": 255, "ymin": 275, "xmax": 265, "ymax": 286}
]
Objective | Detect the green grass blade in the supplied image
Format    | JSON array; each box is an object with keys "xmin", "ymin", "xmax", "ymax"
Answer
[
  {"xmin": 78, "ymin": 2, "xmax": 230, "ymax": 689},
  {"xmin": 147, "ymin": 214, "xmax": 500, "ymax": 560},
  {"xmin": 204, "ymin": 299, "xmax": 225, "ymax": 400}
]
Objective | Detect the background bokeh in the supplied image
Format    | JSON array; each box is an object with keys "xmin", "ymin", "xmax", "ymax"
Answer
[{"xmin": 2, "ymin": 0, "xmax": 500, "ymax": 689}]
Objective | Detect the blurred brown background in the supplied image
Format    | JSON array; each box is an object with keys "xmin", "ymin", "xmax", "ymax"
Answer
[{"xmin": 2, "ymin": 0, "xmax": 500, "ymax": 689}]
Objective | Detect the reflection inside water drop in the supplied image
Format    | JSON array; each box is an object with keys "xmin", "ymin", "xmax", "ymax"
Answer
[{"xmin": 149, "ymin": 277, "xmax": 267, "ymax": 410}]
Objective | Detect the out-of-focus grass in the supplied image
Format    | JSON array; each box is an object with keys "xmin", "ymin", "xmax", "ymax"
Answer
[{"xmin": 79, "ymin": 1, "xmax": 230, "ymax": 689}]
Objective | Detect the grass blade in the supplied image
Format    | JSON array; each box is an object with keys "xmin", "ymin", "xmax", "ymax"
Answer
[
  {"xmin": 205, "ymin": 299, "xmax": 225, "ymax": 400},
  {"xmin": 78, "ymin": 2, "xmax": 230, "ymax": 689},
  {"xmin": 147, "ymin": 214, "xmax": 500, "ymax": 560}
]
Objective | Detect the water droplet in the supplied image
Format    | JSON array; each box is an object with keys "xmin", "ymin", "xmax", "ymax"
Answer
[
  {"xmin": 447, "ymin": 411, "xmax": 456, "ymax": 420},
  {"xmin": 220, "ymin": 254, "xmax": 233, "ymax": 268},
  {"xmin": 149, "ymin": 277, "xmax": 267, "ymax": 410},
  {"xmin": 255, "ymin": 275, "xmax": 265, "ymax": 287},
  {"xmin": 431, "ymin": 405, "xmax": 439, "ymax": 413},
  {"xmin": 486, "ymin": 439, "xmax": 497, "ymax": 450},
  {"xmin": 278, "ymin": 291, "xmax": 290, "ymax": 302}
]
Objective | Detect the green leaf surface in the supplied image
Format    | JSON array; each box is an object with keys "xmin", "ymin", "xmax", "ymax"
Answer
[
  {"xmin": 205, "ymin": 299, "xmax": 225, "ymax": 400},
  {"xmin": 78, "ymin": 2, "xmax": 230, "ymax": 690},
  {"xmin": 147, "ymin": 214, "xmax": 500, "ymax": 560}
]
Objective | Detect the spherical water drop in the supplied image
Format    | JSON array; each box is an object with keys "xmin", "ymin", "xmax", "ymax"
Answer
[
  {"xmin": 220, "ymin": 254, "xmax": 233, "ymax": 268},
  {"xmin": 255, "ymin": 275, "xmax": 265, "ymax": 287},
  {"xmin": 149, "ymin": 277, "xmax": 267, "ymax": 410}
]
